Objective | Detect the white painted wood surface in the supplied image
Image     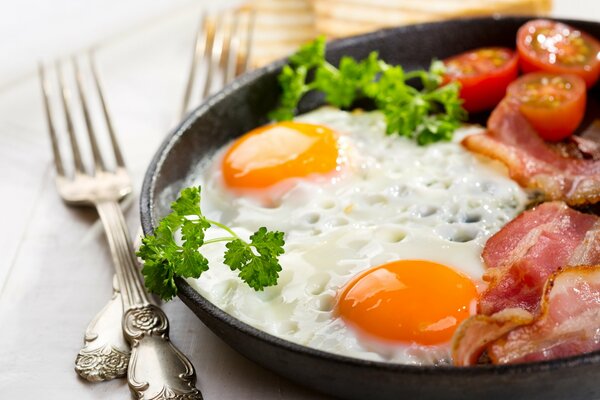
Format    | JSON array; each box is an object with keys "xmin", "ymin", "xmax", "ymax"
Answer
[{"xmin": 0, "ymin": 1, "xmax": 597, "ymax": 398}]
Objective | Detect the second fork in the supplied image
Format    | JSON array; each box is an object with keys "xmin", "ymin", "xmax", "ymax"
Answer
[
  {"xmin": 180, "ymin": 6, "xmax": 256, "ymax": 118},
  {"xmin": 40, "ymin": 57, "xmax": 202, "ymax": 399}
]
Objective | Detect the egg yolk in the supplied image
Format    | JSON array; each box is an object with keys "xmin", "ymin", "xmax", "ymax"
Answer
[
  {"xmin": 337, "ymin": 260, "xmax": 478, "ymax": 346},
  {"xmin": 222, "ymin": 121, "xmax": 339, "ymax": 189}
]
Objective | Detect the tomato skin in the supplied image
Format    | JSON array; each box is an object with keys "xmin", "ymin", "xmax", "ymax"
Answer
[
  {"xmin": 443, "ymin": 47, "xmax": 519, "ymax": 113},
  {"xmin": 506, "ymin": 72, "xmax": 587, "ymax": 141},
  {"xmin": 517, "ymin": 19, "xmax": 600, "ymax": 88}
]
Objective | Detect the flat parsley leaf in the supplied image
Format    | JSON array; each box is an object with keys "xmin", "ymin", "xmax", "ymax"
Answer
[
  {"xmin": 178, "ymin": 219, "xmax": 210, "ymax": 278},
  {"xmin": 268, "ymin": 37, "xmax": 327, "ymax": 121},
  {"xmin": 224, "ymin": 228, "xmax": 284, "ymax": 291},
  {"xmin": 138, "ymin": 186, "xmax": 286, "ymax": 301},
  {"xmin": 289, "ymin": 36, "xmax": 326, "ymax": 69},
  {"xmin": 171, "ymin": 186, "xmax": 201, "ymax": 216},
  {"xmin": 268, "ymin": 65, "xmax": 308, "ymax": 121},
  {"xmin": 270, "ymin": 38, "xmax": 467, "ymax": 145},
  {"xmin": 313, "ymin": 52, "xmax": 381, "ymax": 108}
]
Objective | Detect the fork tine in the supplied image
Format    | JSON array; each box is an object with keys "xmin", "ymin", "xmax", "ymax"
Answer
[
  {"xmin": 202, "ymin": 12, "xmax": 225, "ymax": 99},
  {"xmin": 181, "ymin": 7, "xmax": 256, "ymax": 115},
  {"xmin": 237, "ymin": 8, "xmax": 256, "ymax": 76},
  {"xmin": 180, "ymin": 10, "xmax": 208, "ymax": 118},
  {"xmin": 39, "ymin": 64, "xmax": 66, "ymax": 177},
  {"xmin": 89, "ymin": 53, "xmax": 125, "ymax": 168},
  {"xmin": 73, "ymin": 57, "xmax": 106, "ymax": 173},
  {"xmin": 223, "ymin": 10, "xmax": 241, "ymax": 85},
  {"xmin": 56, "ymin": 61, "xmax": 86, "ymax": 175}
]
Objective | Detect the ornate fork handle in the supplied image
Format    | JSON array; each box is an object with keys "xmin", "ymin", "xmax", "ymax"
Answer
[
  {"xmin": 96, "ymin": 200, "xmax": 202, "ymax": 400},
  {"xmin": 75, "ymin": 276, "xmax": 130, "ymax": 381}
]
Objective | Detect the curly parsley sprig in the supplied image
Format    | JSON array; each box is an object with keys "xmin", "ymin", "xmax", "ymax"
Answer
[
  {"xmin": 137, "ymin": 186, "xmax": 285, "ymax": 301},
  {"xmin": 269, "ymin": 36, "xmax": 467, "ymax": 145}
]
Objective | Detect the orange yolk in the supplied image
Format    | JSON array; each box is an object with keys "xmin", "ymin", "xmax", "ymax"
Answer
[
  {"xmin": 222, "ymin": 121, "xmax": 339, "ymax": 190},
  {"xmin": 337, "ymin": 260, "xmax": 478, "ymax": 346}
]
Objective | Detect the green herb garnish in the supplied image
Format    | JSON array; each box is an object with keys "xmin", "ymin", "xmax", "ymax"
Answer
[
  {"xmin": 269, "ymin": 36, "xmax": 467, "ymax": 145},
  {"xmin": 138, "ymin": 186, "xmax": 285, "ymax": 301}
]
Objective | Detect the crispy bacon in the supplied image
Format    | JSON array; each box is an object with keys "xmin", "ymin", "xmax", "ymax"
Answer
[
  {"xmin": 462, "ymin": 100, "xmax": 600, "ymax": 206},
  {"xmin": 572, "ymin": 120, "xmax": 600, "ymax": 160},
  {"xmin": 452, "ymin": 308, "xmax": 534, "ymax": 366},
  {"xmin": 571, "ymin": 136, "xmax": 600, "ymax": 160},
  {"xmin": 479, "ymin": 202, "xmax": 600, "ymax": 315},
  {"xmin": 452, "ymin": 202, "xmax": 600, "ymax": 366},
  {"xmin": 488, "ymin": 265, "xmax": 600, "ymax": 364}
]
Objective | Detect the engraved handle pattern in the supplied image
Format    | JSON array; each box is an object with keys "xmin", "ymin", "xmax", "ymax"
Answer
[
  {"xmin": 125, "ymin": 305, "xmax": 201, "ymax": 399},
  {"xmin": 96, "ymin": 201, "xmax": 202, "ymax": 400},
  {"xmin": 75, "ymin": 276, "xmax": 130, "ymax": 381}
]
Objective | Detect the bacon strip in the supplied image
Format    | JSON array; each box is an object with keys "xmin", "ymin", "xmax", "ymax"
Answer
[
  {"xmin": 452, "ymin": 308, "xmax": 533, "ymax": 366},
  {"xmin": 479, "ymin": 202, "xmax": 600, "ymax": 315},
  {"xmin": 488, "ymin": 265, "xmax": 600, "ymax": 364},
  {"xmin": 571, "ymin": 136, "xmax": 600, "ymax": 160},
  {"xmin": 572, "ymin": 120, "xmax": 600, "ymax": 160},
  {"xmin": 462, "ymin": 100, "xmax": 600, "ymax": 206},
  {"xmin": 452, "ymin": 202, "xmax": 600, "ymax": 366}
]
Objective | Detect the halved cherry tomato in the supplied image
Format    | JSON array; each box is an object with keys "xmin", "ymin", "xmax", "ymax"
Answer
[
  {"xmin": 506, "ymin": 72, "xmax": 586, "ymax": 141},
  {"xmin": 517, "ymin": 19, "xmax": 600, "ymax": 88},
  {"xmin": 443, "ymin": 47, "xmax": 519, "ymax": 113}
]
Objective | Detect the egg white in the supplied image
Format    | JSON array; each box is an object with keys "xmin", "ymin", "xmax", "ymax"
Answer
[{"xmin": 171, "ymin": 107, "xmax": 528, "ymax": 365}]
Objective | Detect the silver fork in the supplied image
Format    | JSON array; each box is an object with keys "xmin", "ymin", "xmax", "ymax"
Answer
[
  {"xmin": 180, "ymin": 6, "xmax": 256, "ymax": 118},
  {"xmin": 39, "ymin": 57, "xmax": 202, "ymax": 399}
]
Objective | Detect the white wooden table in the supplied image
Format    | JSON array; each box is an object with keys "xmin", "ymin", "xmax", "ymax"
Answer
[{"xmin": 0, "ymin": 1, "xmax": 597, "ymax": 398}]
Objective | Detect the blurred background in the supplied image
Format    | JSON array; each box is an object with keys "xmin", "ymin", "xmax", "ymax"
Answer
[{"xmin": 1, "ymin": 0, "xmax": 595, "ymax": 89}]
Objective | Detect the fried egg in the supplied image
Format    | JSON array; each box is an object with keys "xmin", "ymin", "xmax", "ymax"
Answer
[{"xmin": 175, "ymin": 106, "xmax": 528, "ymax": 365}]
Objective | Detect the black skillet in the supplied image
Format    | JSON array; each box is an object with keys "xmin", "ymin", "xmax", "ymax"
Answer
[{"xmin": 140, "ymin": 16, "xmax": 600, "ymax": 400}]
